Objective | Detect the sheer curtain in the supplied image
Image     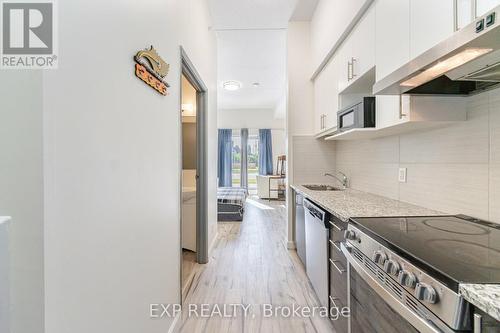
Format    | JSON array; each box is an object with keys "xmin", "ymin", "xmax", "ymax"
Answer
[
  {"xmin": 258, "ymin": 129, "xmax": 273, "ymax": 175},
  {"xmin": 217, "ymin": 129, "xmax": 232, "ymax": 187},
  {"xmin": 240, "ymin": 128, "xmax": 248, "ymax": 190}
]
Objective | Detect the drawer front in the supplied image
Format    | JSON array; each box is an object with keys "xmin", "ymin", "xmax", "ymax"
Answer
[
  {"xmin": 329, "ymin": 257, "xmax": 348, "ymax": 304},
  {"xmin": 329, "ymin": 295, "xmax": 348, "ymax": 333},
  {"xmin": 328, "ymin": 219, "xmax": 347, "ymax": 241},
  {"xmin": 329, "ymin": 238, "xmax": 347, "ymax": 265}
]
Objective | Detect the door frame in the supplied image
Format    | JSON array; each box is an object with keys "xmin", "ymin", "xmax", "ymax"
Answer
[{"xmin": 180, "ymin": 47, "xmax": 209, "ymax": 271}]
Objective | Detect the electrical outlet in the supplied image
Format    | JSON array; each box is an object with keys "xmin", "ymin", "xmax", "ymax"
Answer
[{"xmin": 399, "ymin": 168, "xmax": 407, "ymax": 183}]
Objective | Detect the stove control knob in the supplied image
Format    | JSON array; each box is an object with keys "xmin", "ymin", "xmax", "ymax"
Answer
[
  {"xmin": 415, "ymin": 283, "xmax": 438, "ymax": 304},
  {"xmin": 383, "ymin": 259, "xmax": 401, "ymax": 276},
  {"xmin": 397, "ymin": 270, "xmax": 417, "ymax": 289},
  {"xmin": 372, "ymin": 250, "xmax": 387, "ymax": 265},
  {"xmin": 344, "ymin": 230, "xmax": 358, "ymax": 242}
]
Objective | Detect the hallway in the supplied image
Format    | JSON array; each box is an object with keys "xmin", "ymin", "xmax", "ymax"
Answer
[{"xmin": 177, "ymin": 198, "xmax": 334, "ymax": 333}]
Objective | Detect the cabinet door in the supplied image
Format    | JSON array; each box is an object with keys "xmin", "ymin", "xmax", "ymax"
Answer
[
  {"xmin": 376, "ymin": 95, "xmax": 406, "ymax": 129},
  {"xmin": 375, "ymin": 0, "xmax": 410, "ymax": 80},
  {"xmin": 457, "ymin": 0, "xmax": 475, "ymax": 30},
  {"xmin": 375, "ymin": 0, "xmax": 410, "ymax": 130},
  {"xmin": 476, "ymin": 0, "xmax": 500, "ymax": 16},
  {"xmin": 351, "ymin": 5, "xmax": 375, "ymax": 80},
  {"xmin": 313, "ymin": 57, "xmax": 338, "ymax": 133},
  {"xmin": 410, "ymin": 0, "xmax": 454, "ymax": 58},
  {"xmin": 337, "ymin": 40, "xmax": 352, "ymax": 94}
]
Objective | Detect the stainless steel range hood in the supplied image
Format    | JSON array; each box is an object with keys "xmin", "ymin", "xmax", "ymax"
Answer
[{"xmin": 373, "ymin": 5, "xmax": 500, "ymax": 96}]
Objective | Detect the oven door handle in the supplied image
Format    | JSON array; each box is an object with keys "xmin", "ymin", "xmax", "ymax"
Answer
[{"xmin": 341, "ymin": 243, "xmax": 442, "ymax": 333}]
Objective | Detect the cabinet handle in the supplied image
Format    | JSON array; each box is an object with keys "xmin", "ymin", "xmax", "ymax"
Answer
[
  {"xmin": 329, "ymin": 239, "xmax": 342, "ymax": 252},
  {"xmin": 328, "ymin": 220, "xmax": 343, "ymax": 231},
  {"xmin": 329, "ymin": 258, "xmax": 347, "ymax": 274},
  {"xmin": 474, "ymin": 313, "xmax": 482, "ymax": 333},
  {"xmin": 347, "ymin": 60, "xmax": 352, "ymax": 81},
  {"xmin": 399, "ymin": 95, "xmax": 408, "ymax": 119},
  {"xmin": 351, "ymin": 57, "xmax": 357, "ymax": 80},
  {"xmin": 329, "ymin": 295, "xmax": 339, "ymax": 308}
]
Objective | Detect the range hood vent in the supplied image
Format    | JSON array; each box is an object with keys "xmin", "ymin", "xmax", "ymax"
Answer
[{"xmin": 373, "ymin": 5, "xmax": 500, "ymax": 96}]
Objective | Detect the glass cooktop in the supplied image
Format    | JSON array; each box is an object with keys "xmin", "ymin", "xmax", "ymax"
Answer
[{"xmin": 350, "ymin": 215, "xmax": 500, "ymax": 289}]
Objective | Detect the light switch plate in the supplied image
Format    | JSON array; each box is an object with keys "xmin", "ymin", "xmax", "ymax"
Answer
[{"xmin": 399, "ymin": 168, "xmax": 407, "ymax": 183}]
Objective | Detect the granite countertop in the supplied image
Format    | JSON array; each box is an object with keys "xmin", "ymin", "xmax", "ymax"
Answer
[
  {"xmin": 291, "ymin": 184, "xmax": 500, "ymax": 322},
  {"xmin": 291, "ymin": 184, "xmax": 442, "ymax": 222},
  {"xmin": 460, "ymin": 284, "xmax": 500, "ymax": 321}
]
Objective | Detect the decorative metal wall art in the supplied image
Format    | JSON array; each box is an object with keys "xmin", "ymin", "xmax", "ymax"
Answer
[{"xmin": 134, "ymin": 46, "xmax": 170, "ymax": 95}]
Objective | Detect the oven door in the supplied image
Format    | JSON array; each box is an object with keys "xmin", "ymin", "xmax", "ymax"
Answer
[{"xmin": 341, "ymin": 243, "xmax": 455, "ymax": 333}]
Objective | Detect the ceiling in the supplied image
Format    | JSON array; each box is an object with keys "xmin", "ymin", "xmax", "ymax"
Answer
[
  {"xmin": 216, "ymin": 29, "xmax": 286, "ymax": 110},
  {"xmin": 208, "ymin": 0, "xmax": 319, "ymax": 111}
]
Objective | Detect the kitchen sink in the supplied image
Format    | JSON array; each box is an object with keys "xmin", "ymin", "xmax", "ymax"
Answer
[{"xmin": 303, "ymin": 184, "xmax": 344, "ymax": 191}]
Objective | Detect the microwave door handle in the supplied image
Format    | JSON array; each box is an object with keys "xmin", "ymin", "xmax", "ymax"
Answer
[{"xmin": 341, "ymin": 243, "xmax": 442, "ymax": 333}]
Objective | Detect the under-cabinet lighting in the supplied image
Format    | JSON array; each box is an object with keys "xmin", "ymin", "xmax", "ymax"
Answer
[{"xmin": 401, "ymin": 48, "xmax": 493, "ymax": 87}]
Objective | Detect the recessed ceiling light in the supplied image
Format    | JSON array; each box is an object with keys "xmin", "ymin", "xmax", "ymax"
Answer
[
  {"xmin": 252, "ymin": 82, "xmax": 260, "ymax": 87},
  {"xmin": 223, "ymin": 80, "xmax": 241, "ymax": 91}
]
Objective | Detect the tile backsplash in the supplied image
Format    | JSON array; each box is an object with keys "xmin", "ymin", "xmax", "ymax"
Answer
[
  {"xmin": 291, "ymin": 135, "xmax": 336, "ymax": 184},
  {"xmin": 335, "ymin": 87, "xmax": 500, "ymax": 223}
]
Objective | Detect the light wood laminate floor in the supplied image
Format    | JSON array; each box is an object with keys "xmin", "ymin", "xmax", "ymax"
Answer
[{"xmin": 177, "ymin": 197, "xmax": 334, "ymax": 333}]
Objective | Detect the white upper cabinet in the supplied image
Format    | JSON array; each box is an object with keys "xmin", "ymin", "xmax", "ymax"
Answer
[
  {"xmin": 409, "ymin": 0, "xmax": 455, "ymax": 59},
  {"xmin": 350, "ymin": 5, "xmax": 376, "ymax": 81},
  {"xmin": 375, "ymin": 0, "xmax": 410, "ymax": 129},
  {"xmin": 375, "ymin": 0, "xmax": 410, "ymax": 80},
  {"xmin": 477, "ymin": 0, "xmax": 500, "ymax": 16},
  {"xmin": 314, "ymin": 57, "xmax": 339, "ymax": 134},
  {"xmin": 310, "ymin": 0, "xmax": 367, "ymax": 72},
  {"xmin": 457, "ymin": 0, "xmax": 475, "ymax": 30},
  {"xmin": 337, "ymin": 40, "xmax": 353, "ymax": 94}
]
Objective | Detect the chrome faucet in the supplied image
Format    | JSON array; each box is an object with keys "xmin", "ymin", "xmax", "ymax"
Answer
[{"xmin": 324, "ymin": 171, "xmax": 348, "ymax": 189}]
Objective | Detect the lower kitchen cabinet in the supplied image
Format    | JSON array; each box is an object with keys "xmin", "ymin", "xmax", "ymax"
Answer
[
  {"xmin": 328, "ymin": 218, "xmax": 348, "ymax": 332},
  {"xmin": 349, "ymin": 268, "xmax": 419, "ymax": 333}
]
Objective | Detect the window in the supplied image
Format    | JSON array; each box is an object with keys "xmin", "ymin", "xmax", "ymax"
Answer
[{"xmin": 230, "ymin": 129, "xmax": 259, "ymax": 194}]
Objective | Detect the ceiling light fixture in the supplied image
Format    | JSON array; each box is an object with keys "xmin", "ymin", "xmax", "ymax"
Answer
[
  {"xmin": 252, "ymin": 82, "xmax": 260, "ymax": 87},
  {"xmin": 223, "ymin": 80, "xmax": 241, "ymax": 91},
  {"xmin": 401, "ymin": 48, "xmax": 493, "ymax": 88}
]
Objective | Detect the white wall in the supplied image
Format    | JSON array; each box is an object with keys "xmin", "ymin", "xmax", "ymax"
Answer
[
  {"xmin": 43, "ymin": 1, "xmax": 217, "ymax": 333},
  {"xmin": 287, "ymin": 22, "xmax": 315, "ymax": 136},
  {"xmin": 218, "ymin": 108, "xmax": 285, "ymax": 129},
  {"xmin": 0, "ymin": 71, "xmax": 44, "ymax": 333},
  {"xmin": 310, "ymin": 0, "xmax": 366, "ymax": 71}
]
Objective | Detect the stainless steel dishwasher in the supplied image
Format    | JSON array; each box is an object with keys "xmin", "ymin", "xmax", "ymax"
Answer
[
  {"xmin": 295, "ymin": 193, "xmax": 306, "ymax": 266},
  {"xmin": 304, "ymin": 198, "xmax": 330, "ymax": 307}
]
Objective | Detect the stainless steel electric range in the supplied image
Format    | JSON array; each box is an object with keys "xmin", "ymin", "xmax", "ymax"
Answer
[{"xmin": 340, "ymin": 215, "xmax": 500, "ymax": 333}]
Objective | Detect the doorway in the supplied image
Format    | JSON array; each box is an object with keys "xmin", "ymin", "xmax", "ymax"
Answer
[{"xmin": 180, "ymin": 48, "xmax": 208, "ymax": 302}]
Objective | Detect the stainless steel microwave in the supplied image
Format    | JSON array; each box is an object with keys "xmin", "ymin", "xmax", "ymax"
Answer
[{"xmin": 337, "ymin": 97, "xmax": 376, "ymax": 132}]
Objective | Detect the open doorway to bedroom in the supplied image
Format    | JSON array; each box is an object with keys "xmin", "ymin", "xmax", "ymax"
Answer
[{"xmin": 180, "ymin": 48, "xmax": 209, "ymax": 303}]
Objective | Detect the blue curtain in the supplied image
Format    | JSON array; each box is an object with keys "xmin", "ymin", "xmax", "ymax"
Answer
[
  {"xmin": 240, "ymin": 129, "xmax": 249, "ymax": 190},
  {"xmin": 258, "ymin": 129, "xmax": 273, "ymax": 175},
  {"xmin": 218, "ymin": 129, "xmax": 232, "ymax": 187}
]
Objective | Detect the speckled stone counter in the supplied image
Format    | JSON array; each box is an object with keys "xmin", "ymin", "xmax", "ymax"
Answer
[
  {"xmin": 291, "ymin": 184, "xmax": 442, "ymax": 222},
  {"xmin": 291, "ymin": 184, "xmax": 500, "ymax": 323},
  {"xmin": 460, "ymin": 284, "xmax": 500, "ymax": 321}
]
